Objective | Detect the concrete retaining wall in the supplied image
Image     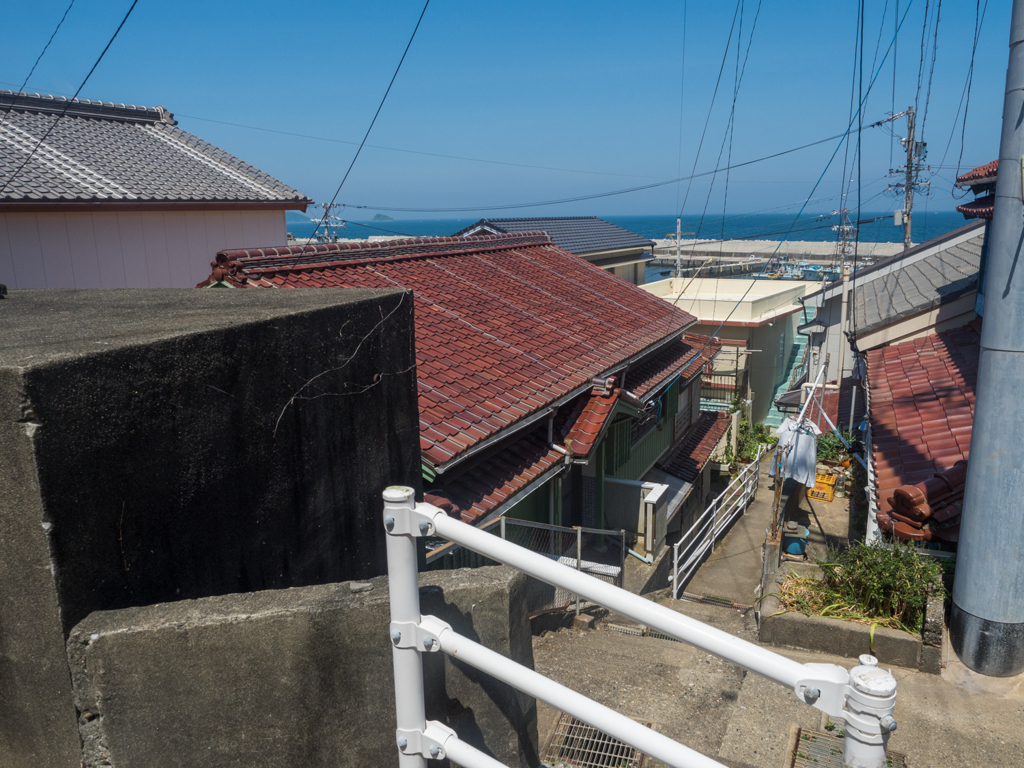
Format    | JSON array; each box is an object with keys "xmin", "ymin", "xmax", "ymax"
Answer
[
  {"xmin": 67, "ymin": 567, "xmax": 538, "ymax": 768},
  {"xmin": 0, "ymin": 289, "xmax": 422, "ymax": 768},
  {"xmin": 758, "ymin": 564, "xmax": 944, "ymax": 674}
]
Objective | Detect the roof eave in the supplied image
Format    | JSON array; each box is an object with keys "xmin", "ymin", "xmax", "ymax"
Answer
[
  {"xmin": 426, "ymin": 319, "xmax": 697, "ymax": 477},
  {"xmin": 0, "ymin": 199, "xmax": 312, "ymax": 213}
]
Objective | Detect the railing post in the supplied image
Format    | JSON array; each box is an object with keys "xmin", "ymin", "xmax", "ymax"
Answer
[
  {"xmin": 575, "ymin": 526, "xmax": 582, "ymax": 616},
  {"xmin": 619, "ymin": 530, "xmax": 626, "ymax": 590},
  {"xmin": 672, "ymin": 539, "xmax": 679, "ymax": 598},
  {"xmin": 383, "ymin": 487, "xmax": 427, "ymax": 768},
  {"xmin": 500, "ymin": 515, "xmax": 506, "ymax": 540}
]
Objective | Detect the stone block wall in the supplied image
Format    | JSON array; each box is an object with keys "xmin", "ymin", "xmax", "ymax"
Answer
[{"xmin": 67, "ymin": 568, "xmax": 538, "ymax": 768}]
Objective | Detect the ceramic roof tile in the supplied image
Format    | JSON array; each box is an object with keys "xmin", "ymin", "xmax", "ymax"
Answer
[
  {"xmin": 0, "ymin": 90, "xmax": 309, "ymax": 205},
  {"xmin": 561, "ymin": 389, "xmax": 620, "ymax": 457},
  {"xmin": 658, "ymin": 411, "xmax": 731, "ymax": 483},
  {"xmin": 956, "ymin": 196, "xmax": 994, "ymax": 221},
  {"xmin": 956, "ymin": 159, "xmax": 998, "ymax": 184},
  {"xmin": 867, "ymin": 323, "xmax": 979, "ymax": 515},
  {"xmin": 207, "ymin": 231, "xmax": 695, "ymax": 470},
  {"xmin": 627, "ymin": 332, "xmax": 721, "ymax": 398},
  {"xmin": 427, "ymin": 426, "xmax": 562, "ymax": 523},
  {"xmin": 453, "ymin": 216, "xmax": 654, "ymax": 255}
]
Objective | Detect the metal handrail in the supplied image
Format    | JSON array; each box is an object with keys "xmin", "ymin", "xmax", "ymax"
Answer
[
  {"xmin": 383, "ymin": 486, "xmax": 898, "ymax": 768},
  {"xmin": 671, "ymin": 446, "xmax": 763, "ymax": 598}
]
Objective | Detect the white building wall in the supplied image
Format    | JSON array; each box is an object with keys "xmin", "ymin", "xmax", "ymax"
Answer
[{"xmin": 0, "ymin": 209, "xmax": 287, "ymax": 289}]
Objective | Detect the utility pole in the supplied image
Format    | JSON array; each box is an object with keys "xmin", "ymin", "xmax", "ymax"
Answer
[
  {"xmin": 951, "ymin": 0, "xmax": 1024, "ymax": 677},
  {"xmin": 675, "ymin": 216, "xmax": 682, "ymax": 279},
  {"xmin": 314, "ymin": 202, "xmax": 345, "ymax": 243},
  {"xmin": 902, "ymin": 106, "xmax": 916, "ymax": 250},
  {"xmin": 886, "ymin": 106, "xmax": 929, "ymax": 250}
]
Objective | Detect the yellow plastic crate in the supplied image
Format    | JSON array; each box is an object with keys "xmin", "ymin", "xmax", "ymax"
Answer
[{"xmin": 807, "ymin": 472, "xmax": 837, "ymax": 503}]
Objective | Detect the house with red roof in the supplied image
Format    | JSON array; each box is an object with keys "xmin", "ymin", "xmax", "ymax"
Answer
[
  {"xmin": 955, "ymin": 159, "xmax": 997, "ymax": 222},
  {"xmin": 865, "ymin": 321, "xmax": 979, "ymax": 549},
  {"xmin": 198, "ymin": 231, "xmax": 726, "ymax": 570},
  {"xmin": 855, "ymin": 162, "xmax": 997, "ymax": 549}
]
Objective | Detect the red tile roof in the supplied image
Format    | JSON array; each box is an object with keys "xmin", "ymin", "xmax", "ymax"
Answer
[
  {"xmin": 955, "ymin": 196, "xmax": 994, "ymax": 220},
  {"xmin": 202, "ymin": 231, "xmax": 697, "ymax": 470},
  {"xmin": 628, "ymin": 332, "xmax": 721, "ymax": 399},
  {"xmin": 867, "ymin": 324, "xmax": 979, "ymax": 518},
  {"xmin": 658, "ymin": 411, "xmax": 731, "ymax": 482},
  {"xmin": 956, "ymin": 159, "xmax": 998, "ymax": 184},
  {"xmin": 425, "ymin": 426, "xmax": 562, "ymax": 523},
  {"xmin": 561, "ymin": 389, "xmax": 620, "ymax": 457}
]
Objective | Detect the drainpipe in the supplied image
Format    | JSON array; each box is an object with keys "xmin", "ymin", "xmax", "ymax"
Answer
[{"xmin": 951, "ymin": 0, "xmax": 1024, "ymax": 677}]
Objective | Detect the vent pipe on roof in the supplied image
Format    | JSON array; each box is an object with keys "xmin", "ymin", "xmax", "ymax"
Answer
[{"xmin": 951, "ymin": 0, "xmax": 1024, "ymax": 678}]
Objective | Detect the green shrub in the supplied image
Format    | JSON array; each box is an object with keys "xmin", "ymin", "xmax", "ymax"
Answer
[
  {"xmin": 816, "ymin": 429, "xmax": 849, "ymax": 462},
  {"xmin": 778, "ymin": 542, "xmax": 944, "ymax": 634}
]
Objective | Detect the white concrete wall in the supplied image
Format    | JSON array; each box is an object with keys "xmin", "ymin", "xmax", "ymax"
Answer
[{"xmin": 0, "ymin": 209, "xmax": 287, "ymax": 289}]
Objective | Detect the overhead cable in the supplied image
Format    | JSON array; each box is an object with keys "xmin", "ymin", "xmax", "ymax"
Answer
[
  {"xmin": 677, "ymin": 0, "xmax": 743, "ymax": 218},
  {"xmin": 342, "ymin": 122, "xmax": 891, "ymax": 214},
  {"xmin": 307, "ymin": 0, "xmax": 431, "ymax": 243},
  {"xmin": 679, "ymin": 0, "xmax": 918, "ymax": 368},
  {"xmin": 0, "ymin": 0, "xmax": 77, "ymax": 131},
  {"xmin": 0, "ymin": 0, "xmax": 139, "ymax": 195}
]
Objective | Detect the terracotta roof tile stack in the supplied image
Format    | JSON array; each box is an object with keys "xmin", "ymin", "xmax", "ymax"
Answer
[
  {"xmin": 424, "ymin": 426, "xmax": 562, "ymax": 523},
  {"xmin": 867, "ymin": 323, "xmax": 980, "ymax": 547},
  {"xmin": 628, "ymin": 333, "xmax": 720, "ymax": 398},
  {"xmin": 878, "ymin": 460, "xmax": 967, "ymax": 544},
  {"xmin": 561, "ymin": 388, "xmax": 621, "ymax": 457}
]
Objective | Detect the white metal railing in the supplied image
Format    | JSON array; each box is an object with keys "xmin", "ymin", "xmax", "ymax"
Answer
[
  {"xmin": 383, "ymin": 486, "xmax": 898, "ymax": 768},
  {"xmin": 671, "ymin": 446, "xmax": 763, "ymax": 599}
]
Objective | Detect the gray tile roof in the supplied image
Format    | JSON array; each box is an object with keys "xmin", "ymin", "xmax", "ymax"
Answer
[
  {"xmin": 852, "ymin": 229, "xmax": 983, "ymax": 333},
  {"xmin": 454, "ymin": 216, "xmax": 654, "ymax": 255},
  {"xmin": 0, "ymin": 91, "xmax": 310, "ymax": 205}
]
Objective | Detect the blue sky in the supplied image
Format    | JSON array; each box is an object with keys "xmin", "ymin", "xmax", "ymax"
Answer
[{"xmin": 1, "ymin": 0, "xmax": 1011, "ymax": 218}]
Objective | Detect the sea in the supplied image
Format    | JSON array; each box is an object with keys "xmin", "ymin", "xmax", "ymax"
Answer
[{"xmin": 287, "ymin": 210, "xmax": 969, "ymax": 281}]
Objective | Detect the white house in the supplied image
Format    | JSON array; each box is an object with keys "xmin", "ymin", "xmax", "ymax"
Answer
[{"xmin": 0, "ymin": 90, "xmax": 310, "ymax": 289}]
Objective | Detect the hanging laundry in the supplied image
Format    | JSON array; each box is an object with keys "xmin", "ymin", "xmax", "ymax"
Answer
[{"xmin": 770, "ymin": 416, "xmax": 821, "ymax": 487}]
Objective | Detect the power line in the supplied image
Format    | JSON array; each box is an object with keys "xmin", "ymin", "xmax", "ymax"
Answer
[
  {"xmin": 937, "ymin": 0, "xmax": 988, "ymax": 185},
  {"xmin": 175, "ymin": 113, "xmax": 665, "ymax": 181},
  {"xmin": 0, "ymin": 0, "xmax": 76, "ymax": 131},
  {"xmin": 678, "ymin": 0, "xmax": 743, "ymax": 218},
  {"xmin": 307, "ymin": 0, "xmax": 431, "ymax": 243},
  {"xmin": 919, "ymin": 0, "xmax": 943, "ymax": 142},
  {"xmin": 0, "ymin": 0, "xmax": 139, "ymax": 196},
  {"xmin": 681, "ymin": 0, "xmax": 918, "ymax": 371},
  {"xmin": 891, "ymin": 0, "xmax": 898, "ymax": 168},
  {"xmin": 342, "ymin": 121, "xmax": 891, "ymax": 214},
  {"xmin": 674, "ymin": 0, "xmax": 688, "ymax": 212}
]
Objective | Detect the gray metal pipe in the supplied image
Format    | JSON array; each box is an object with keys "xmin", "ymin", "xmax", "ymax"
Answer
[{"xmin": 951, "ymin": 0, "xmax": 1024, "ymax": 676}]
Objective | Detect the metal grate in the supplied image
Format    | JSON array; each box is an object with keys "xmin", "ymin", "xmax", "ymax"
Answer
[
  {"xmin": 605, "ymin": 622, "xmax": 682, "ymax": 644},
  {"xmin": 789, "ymin": 728, "xmax": 907, "ymax": 768},
  {"xmin": 543, "ymin": 713, "xmax": 649, "ymax": 768}
]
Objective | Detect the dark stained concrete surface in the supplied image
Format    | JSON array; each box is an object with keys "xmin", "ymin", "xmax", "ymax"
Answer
[{"xmin": 0, "ymin": 288, "xmax": 421, "ymax": 767}]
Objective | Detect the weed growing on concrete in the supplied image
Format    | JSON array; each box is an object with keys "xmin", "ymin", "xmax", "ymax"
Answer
[{"xmin": 777, "ymin": 542, "xmax": 944, "ymax": 634}]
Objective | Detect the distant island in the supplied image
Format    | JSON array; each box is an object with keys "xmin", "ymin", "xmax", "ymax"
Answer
[{"xmin": 372, "ymin": 214, "xmax": 394, "ymax": 222}]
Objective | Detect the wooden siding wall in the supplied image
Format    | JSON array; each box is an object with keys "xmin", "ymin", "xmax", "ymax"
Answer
[{"xmin": 0, "ymin": 209, "xmax": 286, "ymax": 289}]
